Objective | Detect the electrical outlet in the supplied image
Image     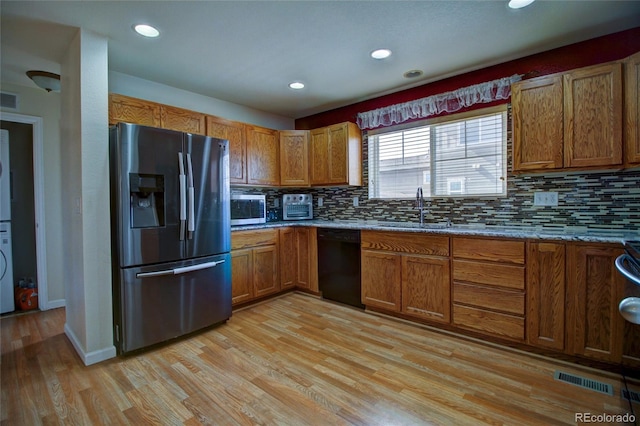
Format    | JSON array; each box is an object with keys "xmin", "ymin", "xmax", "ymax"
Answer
[
  {"xmin": 353, "ymin": 196, "xmax": 359, "ymax": 207},
  {"xmin": 273, "ymin": 198, "xmax": 279, "ymax": 208},
  {"xmin": 534, "ymin": 191, "xmax": 558, "ymax": 206},
  {"xmin": 317, "ymin": 197, "xmax": 323, "ymax": 207}
]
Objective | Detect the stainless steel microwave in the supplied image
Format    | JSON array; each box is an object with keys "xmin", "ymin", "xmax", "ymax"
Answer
[{"xmin": 230, "ymin": 194, "xmax": 266, "ymax": 225}]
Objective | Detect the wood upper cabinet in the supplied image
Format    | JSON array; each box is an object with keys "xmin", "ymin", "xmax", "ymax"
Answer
[
  {"xmin": 512, "ymin": 75, "xmax": 564, "ymax": 171},
  {"xmin": 109, "ymin": 93, "xmax": 160, "ymax": 127},
  {"xmin": 160, "ymin": 105, "xmax": 206, "ymax": 134},
  {"xmin": 310, "ymin": 122, "xmax": 362, "ymax": 186},
  {"xmin": 566, "ymin": 243, "xmax": 625, "ymax": 363},
  {"xmin": 527, "ymin": 242, "xmax": 566, "ymax": 351},
  {"xmin": 246, "ymin": 125, "xmax": 279, "ymax": 186},
  {"xmin": 512, "ymin": 61, "xmax": 624, "ymax": 172},
  {"xmin": 625, "ymin": 51, "xmax": 640, "ymax": 165},
  {"xmin": 280, "ymin": 130, "xmax": 310, "ymax": 187},
  {"xmin": 206, "ymin": 116, "xmax": 247, "ymax": 184},
  {"xmin": 564, "ymin": 62, "xmax": 623, "ymax": 168}
]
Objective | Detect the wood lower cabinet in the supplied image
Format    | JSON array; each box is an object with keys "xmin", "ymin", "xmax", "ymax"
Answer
[
  {"xmin": 361, "ymin": 231, "xmax": 450, "ymax": 322},
  {"xmin": 527, "ymin": 242, "xmax": 566, "ymax": 351},
  {"xmin": 280, "ymin": 131, "xmax": 309, "ymax": 187},
  {"xmin": 206, "ymin": 116, "xmax": 247, "ymax": 184},
  {"xmin": 231, "ymin": 229, "xmax": 279, "ymax": 305},
  {"xmin": 566, "ymin": 243, "xmax": 625, "ymax": 363},
  {"xmin": 279, "ymin": 227, "xmax": 317, "ymax": 291},
  {"xmin": 451, "ymin": 237, "xmax": 525, "ymax": 341},
  {"xmin": 246, "ymin": 125, "xmax": 279, "ymax": 186},
  {"xmin": 310, "ymin": 122, "xmax": 362, "ymax": 186}
]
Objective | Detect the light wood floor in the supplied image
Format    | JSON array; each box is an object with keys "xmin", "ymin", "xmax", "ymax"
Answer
[{"xmin": 2, "ymin": 292, "xmax": 639, "ymax": 425}]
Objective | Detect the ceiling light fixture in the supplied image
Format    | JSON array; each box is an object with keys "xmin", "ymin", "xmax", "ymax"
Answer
[
  {"xmin": 288, "ymin": 81, "xmax": 305, "ymax": 90},
  {"xmin": 133, "ymin": 24, "xmax": 160, "ymax": 38},
  {"xmin": 26, "ymin": 70, "xmax": 61, "ymax": 92},
  {"xmin": 370, "ymin": 49, "xmax": 392, "ymax": 60},
  {"xmin": 508, "ymin": 0, "xmax": 535, "ymax": 9}
]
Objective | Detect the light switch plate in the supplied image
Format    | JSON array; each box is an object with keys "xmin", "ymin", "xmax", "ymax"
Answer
[
  {"xmin": 353, "ymin": 196, "xmax": 359, "ymax": 207},
  {"xmin": 317, "ymin": 197, "xmax": 323, "ymax": 207},
  {"xmin": 534, "ymin": 191, "xmax": 558, "ymax": 206}
]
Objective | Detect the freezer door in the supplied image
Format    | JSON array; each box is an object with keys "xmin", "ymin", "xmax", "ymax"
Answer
[
  {"xmin": 112, "ymin": 123, "xmax": 185, "ymax": 267},
  {"xmin": 185, "ymin": 134, "xmax": 230, "ymax": 258},
  {"xmin": 115, "ymin": 253, "xmax": 231, "ymax": 354}
]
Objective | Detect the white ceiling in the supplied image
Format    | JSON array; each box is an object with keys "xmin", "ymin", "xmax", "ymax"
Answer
[{"xmin": 1, "ymin": 1, "xmax": 639, "ymax": 119}]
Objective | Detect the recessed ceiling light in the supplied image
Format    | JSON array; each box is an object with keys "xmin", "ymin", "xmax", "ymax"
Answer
[
  {"xmin": 133, "ymin": 24, "xmax": 160, "ymax": 38},
  {"xmin": 508, "ymin": 0, "xmax": 535, "ymax": 9},
  {"xmin": 289, "ymin": 81, "xmax": 305, "ymax": 90},
  {"xmin": 403, "ymin": 70, "xmax": 424, "ymax": 79},
  {"xmin": 371, "ymin": 49, "xmax": 392, "ymax": 60}
]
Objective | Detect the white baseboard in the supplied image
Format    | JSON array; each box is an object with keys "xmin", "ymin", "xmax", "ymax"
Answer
[
  {"xmin": 64, "ymin": 323, "xmax": 117, "ymax": 366},
  {"xmin": 44, "ymin": 298, "xmax": 65, "ymax": 310}
]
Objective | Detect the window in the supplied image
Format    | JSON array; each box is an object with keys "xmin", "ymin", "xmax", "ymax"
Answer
[{"xmin": 368, "ymin": 106, "xmax": 507, "ymax": 199}]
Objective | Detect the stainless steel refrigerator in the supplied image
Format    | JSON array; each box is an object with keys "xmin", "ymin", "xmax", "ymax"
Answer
[{"xmin": 109, "ymin": 123, "xmax": 231, "ymax": 354}]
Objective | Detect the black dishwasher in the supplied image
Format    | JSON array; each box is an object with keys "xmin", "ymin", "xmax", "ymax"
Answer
[{"xmin": 317, "ymin": 228, "xmax": 364, "ymax": 309}]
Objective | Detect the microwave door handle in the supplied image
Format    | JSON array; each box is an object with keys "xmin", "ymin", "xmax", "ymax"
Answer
[
  {"xmin": 178, "ymin": 152, "xmax": 187, "ymax": 240},
  {"xmin": 186, "ymin": 153, "xmax": 195, "ymax": 236}
]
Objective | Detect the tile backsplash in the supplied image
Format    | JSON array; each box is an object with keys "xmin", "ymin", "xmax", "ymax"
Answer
[{"xmin": 232, "ymin": 110, "xmax": 640, "ymax": 231}]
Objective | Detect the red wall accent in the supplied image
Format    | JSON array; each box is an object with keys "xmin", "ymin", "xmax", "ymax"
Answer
[{"xmin": 295, "ymin": 27, "xmax": 640, "ymax": 130}]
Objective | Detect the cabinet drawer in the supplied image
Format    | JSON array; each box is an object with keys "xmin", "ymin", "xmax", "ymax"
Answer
[
  {"xmin": 361, "ymin": 231, "xmax": 449, "ymax": 256},
  {"xmin": 453, "ymin": 282, "xmax": 524, "ymax": 315},
  {"xmin": 453, "ymin": 259, "xmax": 525, "ymax": 290},
  {"xmin": 453, "ymin": 304, "xmax": 525, "ymax": 341},
  {"xmin": 453, "ymin": 238, "xmax": 525, "ymax": 264},
  {"xmin": 232, "ymin": 229, "xmax": 278, "ymax": 250}
]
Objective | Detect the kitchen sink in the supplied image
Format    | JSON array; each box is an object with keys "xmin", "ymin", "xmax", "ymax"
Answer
[{"xmin": 376, "ymin": 221, "xmax": 448, "ymax": 229}]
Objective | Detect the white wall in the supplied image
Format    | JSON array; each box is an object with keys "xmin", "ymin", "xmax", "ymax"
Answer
[
  {"xmin": 0, "ymin": 82, "xmax": 65, "ymax": 308},
  {"xmin": 109, "ymin": 71, "xmax": 294, "ymax": 130},
  {"xmin": 60, "ymin": 28, "xmax": 115, "ymax": 365}
]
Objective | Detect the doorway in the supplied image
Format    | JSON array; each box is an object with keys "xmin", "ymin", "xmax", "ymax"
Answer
[{"xmin": 0, "ymin": 112, "xmax": 48, "ymax": 313}]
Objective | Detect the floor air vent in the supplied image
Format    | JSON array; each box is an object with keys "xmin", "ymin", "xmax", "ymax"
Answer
[
  {"xmin": 554, "ymin": 371, "xmax": 613, "ymax": 396},
  {"xmin": 623, "ymin": 389, "xmax": 640, "ymax": 404}
]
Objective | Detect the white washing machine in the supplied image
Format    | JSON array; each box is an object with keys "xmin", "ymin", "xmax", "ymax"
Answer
[{"xmin": 0, "ymin": 222, "xmax": 14, "ymax": 314}]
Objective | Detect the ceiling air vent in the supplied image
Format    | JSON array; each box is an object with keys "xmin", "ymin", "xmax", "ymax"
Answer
[{"xmin": 1, "ymin": 92, "xmax": 19, "ymax": 110}]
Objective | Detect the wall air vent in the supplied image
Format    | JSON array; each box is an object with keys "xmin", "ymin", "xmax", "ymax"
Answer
[
  {"xmin": 554, "ymin": 371, "xmax": 613, "ymax": 396},
  {"xmin": 0, "ymin": 92, "xmax": 19, "ymax": 110}
]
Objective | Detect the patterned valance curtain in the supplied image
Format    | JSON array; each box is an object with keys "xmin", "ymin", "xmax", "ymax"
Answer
[{"xmin": 356, "ymin": 74, "xmax": 522, "ymax": 130}]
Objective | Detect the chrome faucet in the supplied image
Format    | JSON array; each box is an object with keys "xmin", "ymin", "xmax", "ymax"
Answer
[{"xmin": 416, "ymin": 187, "xmax": 427, "ymax": 224}]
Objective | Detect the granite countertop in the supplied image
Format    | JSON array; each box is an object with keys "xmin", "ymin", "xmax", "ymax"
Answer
[{"xmin": 232, "ymin": 219, "xmax": 640, "ymax": 244}]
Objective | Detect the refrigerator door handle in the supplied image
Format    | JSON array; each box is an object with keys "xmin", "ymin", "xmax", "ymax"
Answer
[
  {"xmin": 136, "ymin": 259, "xmax": 226, "ymax": 278},
  {"xmin": 186, "ymin": 153, "xmax": 195, "ymax": 235},
  {"xmin": 178, "ymin": 152, "xmax": 187, "ymax": 240}
]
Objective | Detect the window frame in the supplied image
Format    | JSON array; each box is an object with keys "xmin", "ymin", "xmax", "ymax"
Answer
[{"xmin": 367, "ymin": 104, "xmax": 508, "ymax": 200}]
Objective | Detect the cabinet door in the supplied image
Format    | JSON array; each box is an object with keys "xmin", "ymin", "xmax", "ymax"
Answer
[
  {"xmin": 625, "ymin": 52, "xmax": 640, "ymax": 165},
  {"xmin": 108, "ymin": 93, "xmax": 161, "ymax": 127},
  {"xmin": 402, "ymin": 255, "xmax": 450, "ymax": 323},
  {"xmin": 527, "ymin": 242, "xmax": 566, "ymax": 351},
  {"xmin": 280, "ymin": 130, "xmax": 309, "ymax": 187},
  {"xmin": 511, "ymin": 75, "xmax": 563, "ymax": 171},
  {"xmin": 564, "ymin": 62, "xmax": 623, "ymax": 168},
  {"xmin": 279, "ymin": 228, "xmax": 296, "ymax": 289},
  {"xmin": 231, "ymin": 249, "xmax": 253, "ymax": 305},
  {"xmin": 566, "ymin": 244, "xmax": 625, "ymax": 362},
  {"xmin": 206, "ymin": 116, "xmax": 247, "ymax": 184},
  {"xmin": 309, "ymin": 127, "xmax": 329, "ymax": 185},
  {"xmin": 246, "ymin": 125, "xmax": 279, "ymax": 186},
  {"xmin": 160, "ymin": 105, "xmax": 205, "ymax": 134},
  {"xmin": 361, "ymin": 249, "xmax": 401, "ymax": 311},
  {"xmin": 327, "ymin": 123, "xmax": 349, "ymax": 184},
  {"xmin": 295, "ymin": 228, "xmax": 312, "ymax": 290},
  {"xmin": 253, "ymin": 245, "xmax": 279, "ymax": 298}
]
